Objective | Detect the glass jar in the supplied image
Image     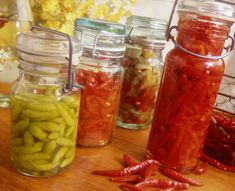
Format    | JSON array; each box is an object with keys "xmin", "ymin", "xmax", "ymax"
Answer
[
  {"xmin": 74, "ymin": 18, "xmax": 125, "ymax": 147},
  {"xmin": 11, "ymin": 27, "xmax": 82, "ymax": 177},
  {"xmin": 0, "ymin": 0, "xmax": 33, "ymax": 108},
  {"xmin": 146, "ymin": 0, "xmax": 235, "ymax": 173},
  {"xmin": 117, "ymin": 15, "xmax": 167, "ymax": 130}
]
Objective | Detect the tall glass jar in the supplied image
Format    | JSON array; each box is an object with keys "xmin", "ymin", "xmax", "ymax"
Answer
[
  {"xmin": 74, "ymin": 18, "xmax": 125, "ymax": 147},
  {"xmin": 0, "ymin": 0, "xmax": 33, "ymax": 108},
  {"xmin": 146, "ymin": 0, "xmax": 235, "ymax": 173},
  {"xmin": 11, "ymin": 27, "xmax": 82, "ymax": 177},
  {"xmin": 117, "ymin": 15, "xmax": 167, "ymax": 130}
]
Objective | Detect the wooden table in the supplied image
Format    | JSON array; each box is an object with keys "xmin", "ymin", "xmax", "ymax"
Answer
[{"xmin": 0, "ymin": 108, "xmax": 234, "ymax": 191}]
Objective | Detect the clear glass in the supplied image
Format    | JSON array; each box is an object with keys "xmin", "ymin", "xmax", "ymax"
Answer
[
  {"xmin": 76, "ymin": 58, "xmax": 123, "ymax": 147},
  {"xmin": 146, "ymin": 12, "xmax": 233, "ymax": 173},
  {"xmin": 74, "ymin": 18, "xmax": 125, "ymax": 147},
  {"xmin": 117, "ymin": 15, "xmax": 167, "ymax": 130},
  {"xmin": 0, "ymin": 0, "xmax": 33, "ymax": 108},
  {"xmin": 117, "ymin": 46, "xmax": 163, "ymax": 129},
  {"xmin": 74, "ymin": 18, "xmax": 126, "ymax": 59},
  {"xmin": 11, "ymin": 29, "xmax": 82, "ymax": 177}
]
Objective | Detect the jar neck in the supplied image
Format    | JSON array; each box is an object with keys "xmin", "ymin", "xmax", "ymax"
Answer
[
  {"xmin": 126, "ymin": 42, "xmax": 164, "ymax": 60},
  {"xmin": 176, "ymin": 14, "xmax": 232, "ymax": 56},
  {"xmin": 17, "ymin": 72, "xmax": 68, "ymax": 86},
  {"xmin": 17, "ymin": 58, "xmax": 76, "ymax": 86}
]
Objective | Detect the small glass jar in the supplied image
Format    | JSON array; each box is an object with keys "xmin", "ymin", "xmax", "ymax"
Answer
[
  {"xmin": 74, "ymin": 18, "xmax": 125, "ymax": 147},
  {"xmin": 11, "ymin": 27, "xmax": 82, "ymax": 177},
  {"xmin": 146, "ymin": 0, "xmax": 235, "ymax": 173},
  {"xmin": 117, "ymin": 15, "xmax": 167, "ymax": 130}
]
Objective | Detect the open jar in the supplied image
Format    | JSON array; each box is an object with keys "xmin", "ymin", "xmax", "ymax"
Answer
[
  {"xmin": 117, "ymin": 15, "xmax": 167, "ymax": 130},
  {"xmin": 146, "ymin": 0, "xmax": 235, "ymax": 173},
  {"xmin": 74, "ymin": 18, "xmax": 125, "ymax": 147},
  {"xmin": 11, "ymin": 27, "xmax": 82, "ymax": 177}
]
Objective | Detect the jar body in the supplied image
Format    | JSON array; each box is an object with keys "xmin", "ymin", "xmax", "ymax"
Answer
[
  {"xmin": 76, "ymin": 57, "xmax": 123, "ymax": 147},
  {"xmin": 146, "ymin": 14, "xmax": 231, "ymax": 172},
  {"xmin": 117, "ymin": 45, "xmax": 163, "ymax": 129},
  {"xmin": 11, "ymin": 73, "xmax": 80, "ymax": 176}
]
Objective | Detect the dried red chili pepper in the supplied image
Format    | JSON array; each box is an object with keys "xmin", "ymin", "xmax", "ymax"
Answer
[
  {"xmin": 160, "ymin": 168, "xmax": 203, "ymax": 186},
  {"xmin": 143, "ymin": 164, "xmax": 158, "ymax": 180},
  {"xmin": 119, "ymin": 184, "xmax": 142, "ymax": 191},
  {"xmin": 194, "ymin": 162, "xmax": 208, "ymax": 175},
  {"xmin": 135, "ymin": 179, "xmax": 189, "ymax": 190},
  {"xmin": 160, "ymin": 188, "xmax": 175, "ymax": 191},
  {"xmin": 123, "ymin": 154, "xmax": 139, "ymax": 167},
  {"xmin": 110, "ymin": 175, "xmax": 142, "ymax": 183},
  {"xmin": 201, "ymin": 153, "xmax": 235, "ymax": 172},
  {"xmin": 203, "ymin": 112, "xmax": 235, "ymax": 167},
  {"xmin": 93, "ymin": 159, "xmax": 160, "ymax": 176}
]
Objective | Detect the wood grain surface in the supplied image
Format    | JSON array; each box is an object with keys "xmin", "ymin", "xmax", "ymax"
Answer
[{"xmin": 0, "ymin": 85, "xmax": 234, "ymax": 191}]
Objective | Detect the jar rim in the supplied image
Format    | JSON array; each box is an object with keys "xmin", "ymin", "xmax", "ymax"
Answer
[
  {"xmin": 178, "ymin": 0, "xmax": 235, "ymax": 22},
  {"xmin": 74, "ymin": 18, "xmax": 126, "ymax": 36},
  {"xmin": 126, "ymin": 15, "xmax": 168, "ymax": 32}
]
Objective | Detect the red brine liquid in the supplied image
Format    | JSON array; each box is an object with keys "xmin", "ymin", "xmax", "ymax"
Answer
[
  {"xmin": 146, "ymin": 15, "xmax": 231, "ymax": 172},
  {"xmin": 76, "ymin": 69, "xmax": 122, "ymax": 147}
]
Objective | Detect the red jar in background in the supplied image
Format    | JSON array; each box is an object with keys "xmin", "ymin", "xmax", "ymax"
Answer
[{"xmin": 146, "ymin": 0, "xmax": 235, "ymax": 173}]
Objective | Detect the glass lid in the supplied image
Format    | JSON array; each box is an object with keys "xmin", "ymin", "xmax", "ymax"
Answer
[
  {"xmin": 74, "ymin": 18, "xmax": 126, "ymax": 60},
  {"xmin": 17, "ymin": 29, "xmax": 82, "ymax": 65},
  {"xmin": 178, "ymin": 0, "xmax": 235, "ymax": 22},
  {"xmin": 126, "ymin": 15, "xmax": 168, "ymax": 48}
]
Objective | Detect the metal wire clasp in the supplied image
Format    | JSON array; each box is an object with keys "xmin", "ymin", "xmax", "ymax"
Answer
[
  {"xmin": 31, "ymin": 26, "xmax": 74, "ymax": 94},
  {"xmin": 77, "ymin": 24, "xmax": 125, "ymax": 58},
  {"xmin": 168, "ymin": 26, "xmax": 235, "ymax": 60}
]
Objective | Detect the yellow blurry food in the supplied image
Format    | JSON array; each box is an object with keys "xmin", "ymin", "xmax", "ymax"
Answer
[{"xmin": 30, "ymin": 0, "xmax": 136, "ymax": 35}]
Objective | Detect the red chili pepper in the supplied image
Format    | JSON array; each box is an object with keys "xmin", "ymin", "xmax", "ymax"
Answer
[
  {"xmin": 160, "ymin": 188, "xmax": 175, "ymax": 191},
  {"xmin": 93, "ymin": 160, "xmax": 160, "ymax": 176},
  {"xmin": 143, "ymin": 164, "xmax": 158, "ymax": 180},
  {"xmin": 194, "ymin": 162, "xmax": 208, "ymax": 175},
  {"xmin": 201, "ymin": 153, "xmax": 235, "ymax": 172},
  {"xmin": 109, "ymin": 175, "xmax": 142, "ymax": 182},
  {"xmin": 119, "ymin": 184, "xmax": 142, "ymax": 191},
  {"xmin": 135, "ymin": 179, "xmax": 189, "ymax": 190},
  {"xmin": 160, "ymin": 168, "xmax": 203, "ymax": 186},
  {"xmin": 123, "ymin": 154, "xmax": 139, "ymax": 167}
]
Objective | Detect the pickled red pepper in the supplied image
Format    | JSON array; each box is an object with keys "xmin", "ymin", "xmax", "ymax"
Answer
[
  {"xmin": 147, "ymin": 15, "xmax": 230, "ymax": 172},
  {"xmin": 76, "ymin": 69, "xmax": 122, "ymax": 146},
  {"xmin": 118, "ymin": 48, "xmax": 160, "ymax": 126}
]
